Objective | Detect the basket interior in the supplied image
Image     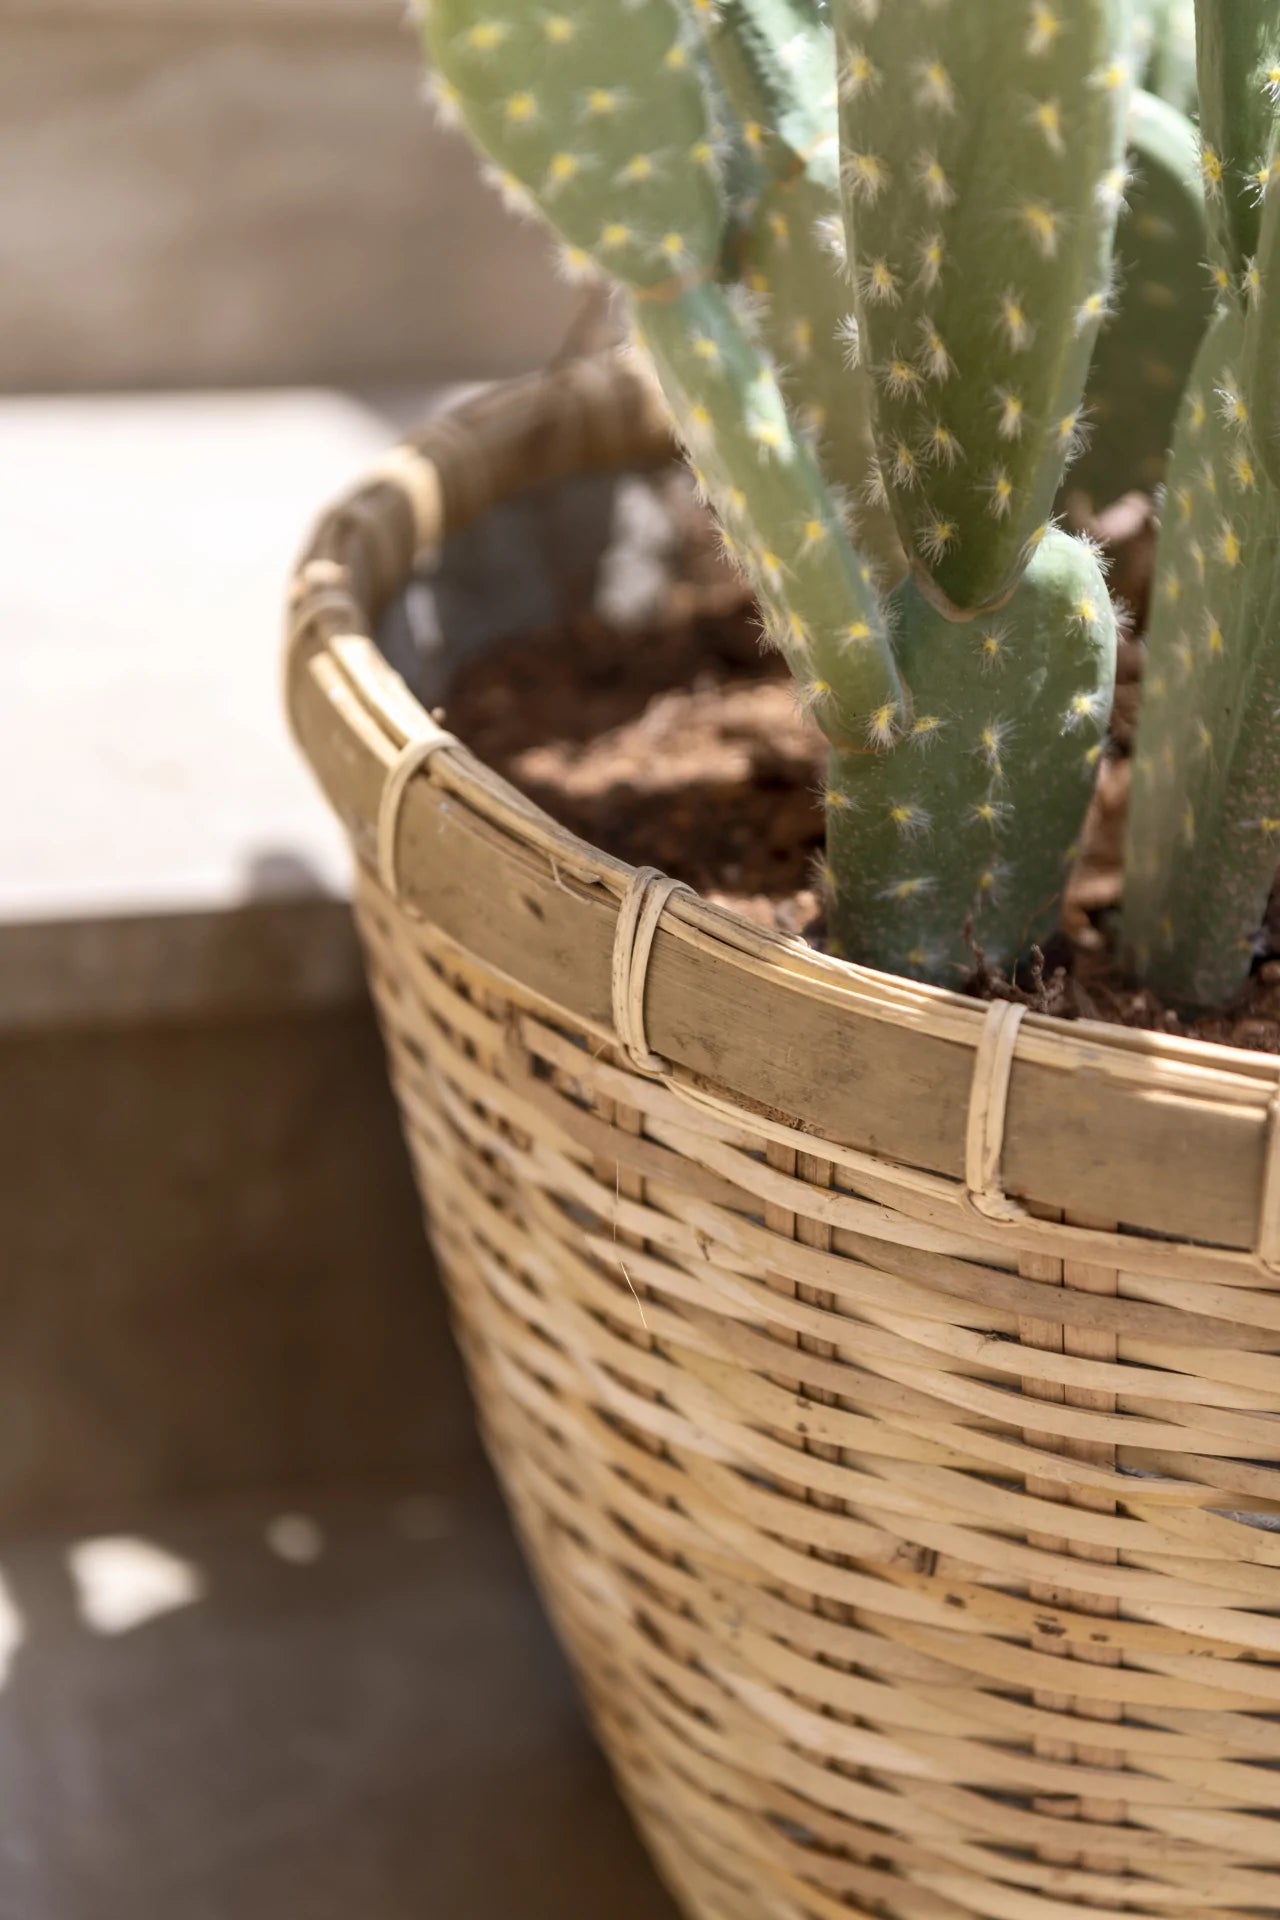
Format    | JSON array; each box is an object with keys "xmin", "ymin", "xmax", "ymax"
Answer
[{"xmin": 377, "ymin": 464, "xmax": 695, "ymax": 710}]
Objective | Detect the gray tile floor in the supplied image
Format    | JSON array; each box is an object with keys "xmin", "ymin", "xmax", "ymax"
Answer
[
  {"xmin": 0, "ymin": 380, "xmax": 680, "ymax": 1920},
  {"xmin": 0, "ymin": 1475, "xmax": 679, "ymax": 1920},
  {"xmin": 0, "ymin": 1005, "xmax": 680, "ymax": 1917}
]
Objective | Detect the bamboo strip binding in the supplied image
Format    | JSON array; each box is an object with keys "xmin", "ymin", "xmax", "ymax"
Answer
[
  {"xmin": 612, "ymin": 867, "xmax": 696, "ymax": 1077},
  {"xmin": 288, "ymin": 353, "xmax": 1280, "ymax": 1920},
  {"xmin": 375, "ymin": 716, "xmax": 460, "ymax": 905}
]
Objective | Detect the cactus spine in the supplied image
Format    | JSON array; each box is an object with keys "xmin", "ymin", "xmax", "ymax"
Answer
[
  {"xmin": 1122, "ymin": 1, "xmax": 1280, "ymax": 1008},
  {"xmin": 423, "ymin": 0, "xmax": 1126, "ymax": 983}
]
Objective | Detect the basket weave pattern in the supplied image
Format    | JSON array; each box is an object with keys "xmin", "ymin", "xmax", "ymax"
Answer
[{"xmin": 289, "ymin": 357, "xmax": 1280, "ymax": 1920}]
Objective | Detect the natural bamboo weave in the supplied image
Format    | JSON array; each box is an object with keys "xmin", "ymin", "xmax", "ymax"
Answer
[{"xmin": 288, "ymin": 353, "xmax": 1280, "ymax": 1920}]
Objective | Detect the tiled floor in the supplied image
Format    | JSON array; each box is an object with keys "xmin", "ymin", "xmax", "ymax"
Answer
[
  {"xmin": 0, "ymin": 384, "xmax": 680, "ymax": 1918},
  {"xmin": 0, "ymin": 1001, "xmax": 679, "ymax": 1917},
  {"xmin": 0, "ymin": 1474, "xmax": 679, "ymax": 1920}
]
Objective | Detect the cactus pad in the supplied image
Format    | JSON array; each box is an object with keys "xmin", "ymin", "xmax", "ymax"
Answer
[
  {"xmin": 1123, "ymin": 304, "xmax": 1280, "ymax": 1007},
  {"xmin": 833, "ymin": 0, "xmax": 1132, "ymax": 613},
  {"xmin": 1195, "ymin": 1, "xmax": 1280, "ymax": 302},
  {"xmin": 1070, "ymin": 89, "xmax": 1213, "ymax": 509},
  {"xmin": 1133, "ymin": 0, "xmax": 1198, "ymax": 114},
  {"xmin": 424, "ymin": 0, "xmax": 1124, "ymax": 986},
  {"xmin": 424, "ymin": 0, "xmax": 725, "ymax": 291},
  {"xmin": 828, "ymin": 529, "xmax": 1118, "ymax": 979}
]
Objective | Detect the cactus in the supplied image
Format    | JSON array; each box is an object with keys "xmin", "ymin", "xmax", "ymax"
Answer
[
  {"xmin": 703, "ymin": 0, "xmax": 906, "ymax": 581},
  {"xmin": 422, "ymin": 0, "xmax": 1125, "ymax": 983},
  {"xmin": 1245, "ymin": 131, "xmax": 1280, "ymax": 491},
  {"xmin": 1121, "ymin": 2, "xmax": 1280, "ymax": 1008},
  {"xmin": 833, "ymin": 0, "xmax": 1132, "ymax": 615},
  {"xmin": 701, "ymin": 0, "xmax": 830, "ymax": 165},
  {"xmin": 826, "ymin": 533, "xmax": 1116, "ymax": 978},
  {"xmin": 1069, "ymin": 88, "xmax": 1214, "ymax": 510},
  {"xmin": 425, "ymin": 0, "xmax": 902, "ymax": 735},
  {"xmin": 1196, "ymin": 1, "xmax": 1279, "ymax": 290},
  {"xmin": 635, "ymin": 286, "xmax": 903, "ymax": 751},
  {"xmin": 1133, "ymin": 0, "xmax": 1199, "ymax": 113}
]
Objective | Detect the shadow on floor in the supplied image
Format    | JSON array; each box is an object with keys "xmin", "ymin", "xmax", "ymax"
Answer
[{"xmin": 0, "ymin": 991, "xmax": 679, "ymax": 1917}]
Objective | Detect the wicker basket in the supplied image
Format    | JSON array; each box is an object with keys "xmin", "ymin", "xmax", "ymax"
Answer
[{"xmin": 287, "ymin": 354, "xmax": 1280, "ymax": 1920}]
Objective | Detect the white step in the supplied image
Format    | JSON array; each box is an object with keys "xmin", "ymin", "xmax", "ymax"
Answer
[{"xmin": 0, "ymin": 388, "xmax": 438, "ymax": 1027}]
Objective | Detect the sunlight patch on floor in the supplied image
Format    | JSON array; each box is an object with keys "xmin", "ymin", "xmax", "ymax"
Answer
[
  {"xmin": 264, "ymin": 1513, "xmax": 325, "ymax": 1565},
  {"xmin": 67, "ymin": 1536, "xmax": 205, "ymax": 1635},
  {"xmin": 0, "ymin": 1569, "xmax": 25, "ymax": 1687}
]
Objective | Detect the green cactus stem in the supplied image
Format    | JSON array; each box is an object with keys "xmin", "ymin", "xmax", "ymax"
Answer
[
  {"xmin": 637, "ymin": 285, "xmax": 903, "ymax": 743},
  {"xmin": 423, "ymin": 0, "xmax": 905, "ymax": 747},
  {"xmin": 424, "ymin": 0, "xmax": 725, "ymax": 292},
  {"xmin": 1122, "ymin": 306, "xmax": 1280, "ymax": 1007},
  {"xmin": 1070, "ymin": 89, "xmax": 1213, "ymax": 510},
  {"xmin": 702, "ymin": 0, "xmax": 906, "ymax": 581},
  {"xmin": 1120, "ymin": 3, "xmax": 1280, "ymax": 1007},
  {"xmin": 1133, "ymin": 0, "xmax": 1199, "ymax": 114},
  {"xmin": 828, "ymin": 530, "xmax": 1117, "ymax": 980},
  {"xmin": 1195, "ymin": 0, "xmax": 1280, "ymax": 296},
  {"xmin": 739, "ymin": 168, "xmax": 909, "ymax": 586},
  {"xmin": 424, "ymin": 0, "xmax": 1120, "ymax": 984},
  {"xmin": 701, "ymin": 0, "xmax": 831, "ymax": 167},
  {"xmin": 833, "ymin": 0, "xmax": 1132, "ymax": 614},
  {"xmin": 1243, "ymin": 144, "xmax": 1280, "ymax": 490}
]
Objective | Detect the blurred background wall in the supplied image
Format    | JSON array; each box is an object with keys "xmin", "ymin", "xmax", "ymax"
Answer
[
  {"xmin": 2, "ymin": 0, "xmax": 581, "ymax": 1522},
  {"xmin": 0, "ymin": 12, "xmax": 685, "ymax": 1917},
  {"xmin": 0, "ymin": 0, "xmax": 590, "ymax": 1515},
  {"xmin": 3, "ymin": 0, "xmax": 575, "ymax": 391}
]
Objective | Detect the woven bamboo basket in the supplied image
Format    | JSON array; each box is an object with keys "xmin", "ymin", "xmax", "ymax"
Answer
[{"xmin": 287, "ymin": 353, "xmax": 1280, "ymax": 1920}]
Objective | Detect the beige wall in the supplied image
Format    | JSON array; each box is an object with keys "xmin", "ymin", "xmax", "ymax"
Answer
[{"xmin": 2, "ymin": 1, "xmax": 575, "ymax": 390}]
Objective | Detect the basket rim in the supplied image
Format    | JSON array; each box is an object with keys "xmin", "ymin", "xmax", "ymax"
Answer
[{"xmin": 284, "ymin": 350, "xmax": 1280, "ymax": 1264}]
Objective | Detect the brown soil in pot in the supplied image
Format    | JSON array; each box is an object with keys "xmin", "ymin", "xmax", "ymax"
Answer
[
  {"xmin": 447, "ymin": 605, "xmax": 825, "ymax": 937},
  {"xmin": 444, "ymin": 497, "xmax": 1280, "ymax": 1053}
]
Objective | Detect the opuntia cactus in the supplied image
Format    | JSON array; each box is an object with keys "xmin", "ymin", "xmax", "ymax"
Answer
[
  {"xmin": 834, "ymin": 0, "xmax": 1131, "ymax": 615},
  {"xmin": 707, "ymin": 0, "xmax": 906, "ymax": 580},
  {"xmin": 422, "ymin": 0, "xmax": 1128, "ymax": 983},
  {"xmin": 1122, "ymin": 1, "xmax": 1280, "ymax": 1007},
  {"xmin": 825, "ymin": 534, "xmax": 1115, "ymax": 982},
  {"xmin": 1068, "ymin": 88, "xmax": 1213, "ymax": 510},
  {"xmin": 1196, "ymin": 1, "xmax": 1279, "ymax": 292},
  {"xmin": 1133, "ymin": 0, "xmax": 1199, "ymax": 114},
  {"xmin": 427, "ymin": 0, "xmax": 904, "ymax": 750}
]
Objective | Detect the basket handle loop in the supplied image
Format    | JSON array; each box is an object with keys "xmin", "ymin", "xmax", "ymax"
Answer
[
  {"xmin": 965, "ymin": 1000, "xmax": 1029, "ymax": 1224},
  {"xmin": 611, "ymin": 867, "xmax": 694, "ymax": 1077},
  {"xmin": 376, "ymin": 718, "xmax": 461, "ymax": 905},
  {"xmin": 1256, "ymin": 1088, "xmax": 1280, "ymax": 1271}
]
